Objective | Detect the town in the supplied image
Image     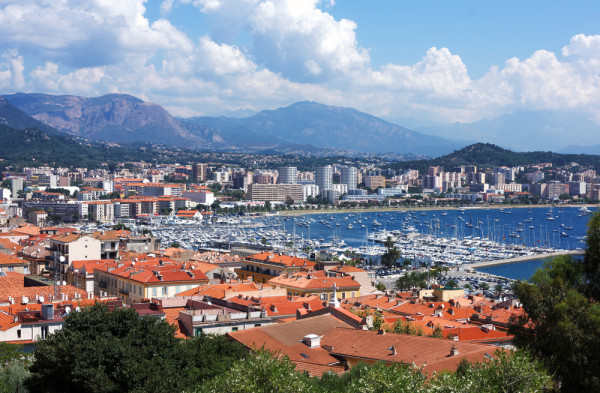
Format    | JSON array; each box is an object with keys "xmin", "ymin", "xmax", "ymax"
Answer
[{"xmin": 0, "ymin": 153, "xmax": 597, "ymax": 391}]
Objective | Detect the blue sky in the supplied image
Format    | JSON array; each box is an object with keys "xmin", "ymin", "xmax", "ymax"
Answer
[{"xmin": 1, "ymin": 0, "xmax": 600, "ymax": 127}]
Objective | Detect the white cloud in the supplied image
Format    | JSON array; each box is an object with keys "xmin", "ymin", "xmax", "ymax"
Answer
[{"xmin": 1, "ymin": 0, "xmax": 600, "ymax": 129}]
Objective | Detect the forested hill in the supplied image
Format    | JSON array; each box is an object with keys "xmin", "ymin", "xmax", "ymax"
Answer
[
  {"xmin": 0, "ymin": 125, "xmax": 167, "ymax": 168},
  {"xmin": 390, "ymin": 143, "xmax": 600, "ymax": 171}
]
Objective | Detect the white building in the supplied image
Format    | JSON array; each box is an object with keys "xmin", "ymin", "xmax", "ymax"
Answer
[
  {"xmin": 316, "ymin": 166, "xmax": 333, "ymax": 197},
  {"xmin": 277, "ymin": 167, "xmax": 298, "ymax": 184},
  {"xmin": 182, "ymin": 190, "xmax": 215, "ymax": 206},
  {"xmin": 340, "ymin": 166, "xmax": 358, "ymax": 191}
]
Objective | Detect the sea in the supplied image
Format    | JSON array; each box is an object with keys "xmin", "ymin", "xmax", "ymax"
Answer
[{"xmin": 281, "ymin": 206, "xmax": 596, "ymax": 280}]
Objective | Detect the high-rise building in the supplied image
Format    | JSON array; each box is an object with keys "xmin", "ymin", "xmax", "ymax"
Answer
[
  {"xmin": 192, "ymin": 163, "xmax": 207, "ymax": 182},
  {"xmin": 277, "ymin": 167, "xmax": 298, "ymax": 184},
  {"xmin": 315, "ymin": 166, "xmax": 333, "ymax": 194},
  {"xmin": 340, "ymin": 166, "xmax": 357, "ymax": 190}
]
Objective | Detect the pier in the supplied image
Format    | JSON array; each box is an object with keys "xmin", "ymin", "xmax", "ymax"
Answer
[{"xmin": 470, "ymin": 250, "xmax": 585, "ymax": 269}]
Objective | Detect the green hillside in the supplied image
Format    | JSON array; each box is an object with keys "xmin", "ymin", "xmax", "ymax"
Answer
[
  {"xmin": 0, "ymin": 125, "xmax": 163, "ymax": 168},
  {"xmin": 390, "ymin": 143, "xmax": 600, "ymax": 171}
]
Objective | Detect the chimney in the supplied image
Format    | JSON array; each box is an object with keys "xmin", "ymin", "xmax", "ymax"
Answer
[
  {"xmin": 450, "ymin": 343, "xmax": 459, "ymax": 356},
  {"xmin": 303, "ymin": 334, "xmax": 320, "ymax": 348}
]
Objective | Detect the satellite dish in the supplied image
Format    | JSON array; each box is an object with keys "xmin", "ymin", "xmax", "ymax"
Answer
[
  {"xmin": 62, "ymin": 280, "xmax": 67, "ymax": 286},
  {"xmin": 65, "ymin": 306, "xmax": 71, "ymax": 314},
  {"xmin": 39, "ymin": 296, "xmax": 45, "ymax": 303},
  {"xmin": 75, "ymin": 307, "xmax": 81, "ymax": 312}
]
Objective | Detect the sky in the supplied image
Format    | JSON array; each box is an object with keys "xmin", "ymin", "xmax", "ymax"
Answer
[{"xmin": 1, "ymin": 0, "xmax": 600, "ymax": 126}]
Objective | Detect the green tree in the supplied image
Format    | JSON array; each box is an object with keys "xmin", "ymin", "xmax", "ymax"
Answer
[
  {"xmin": 264, "ymin": 200, "xmax": 272, "ymax": 211},
  {"xmin": 447, "ymin": 278, "xmax": 459, "ymax": 289},
  {"xmin": 428, "ymin": 350, "xmax": 553, "ymax": 393},
  {"xmin": 196, "ymin": 350, "xmax": 311, "ymax": 393},
  {"xmin": 25, "ymin": 303, "xmax": 191, "ymax": 393},
  {"xmin": 510, "ymin": 254, "xmax": 600, "ymax": 392},
  {"xmin": 381, "ymin": 236, "xmax": 401, "ymax": 268}
]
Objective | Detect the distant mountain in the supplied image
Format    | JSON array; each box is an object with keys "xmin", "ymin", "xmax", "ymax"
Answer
[
  {"xmin": 4, "ymin": 93, "xmax": 464, "ymax": 155},
  {"xmin": 416, "ymin": 110, "xmax": 600, "ymax": 152},
  {"xmin": 390, "ymin": 143, "xmax": 600, "ymax": 171},
  {"xmin": 190, "ymin": 101, "xmax": 462, "ymax": 156},
  {"xmin": 560, "ymin": 144, "xmax": 600, "ymax": 155},
  {"xmin": 2, "ymin": 93, "xmax": 220, "ymax": 147},
  {"xmin": 0, "ymin": 97, "xmax": 63, "ymax": 136}
]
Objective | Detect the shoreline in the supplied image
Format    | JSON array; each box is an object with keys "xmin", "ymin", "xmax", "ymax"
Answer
[
  {"xmin": 274, "ymin": 203, "xmax": 598, "ymax": 217},
  {"xmin": 470, "ymin": 250, "xmax": 585, "ymax": 269}
]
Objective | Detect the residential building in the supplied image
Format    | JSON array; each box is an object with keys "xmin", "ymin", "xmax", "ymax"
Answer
[
  {"xmin": 315, "ymin": 166, "xmax": 333, "ymax": 195},
  {"xmin": 235, "ymin": 252, "xmax": 316, "ymax": 284},
  {"xmin": 277, "ymin": 167, "xmax": 298, "ymax": 184},
  {"xmin": 340, "ymin": 166, "xmax": 358, "ymax": 191},
  {"xmin": 94, "ymin": 260, "xmax": 210, "ymax": 303},
  {"xmin": 247, "ymin": 183, "xmax": 304, "ymax": 203},
  {"xmin": 364, "ymin": 175, "xmax": 385, "ymax": 190},
  {"xmin": 269, "ymin": 272, "xmax": 361, "ymax": 301},
  {"xmin": 192, "ymin": 163, "xmax": 207, "ymax": 182}
]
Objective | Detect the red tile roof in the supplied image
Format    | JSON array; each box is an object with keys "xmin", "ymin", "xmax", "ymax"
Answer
[{"xmin": 248, "ymin": 252, "xmax": 316, "ymax": 268}]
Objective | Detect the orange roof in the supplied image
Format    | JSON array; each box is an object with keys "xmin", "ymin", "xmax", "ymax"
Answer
[
  {"xmin": 331, "ymin": 265, "xmax": 367, "ymax": 273},
  {"xmin": 13, "ymin": 225, "xmax": 41, "ymax": 236},
  {"xmin": 0, "ymin": 310, "xmax": 20, "ymax": 331},
  {"xmin": 0, "ymin": 272, "xmax": 88, "ymax": 303},
  {"xmin": 175, "ymin": 282, "xmax": 260, "ymax": 298},
  {"xmin": 321, "ymin": 327, "xmax": 496, "ymax": 375},
  {"xmin": 248, "ymin": 252, "xmax": 315, "ymax": 268},
  {"xmin": 0, "ymin": 254, "xmax": 28, "ymax": 266},
  {"xmin": 269, "ymin": 274, "xmax": 360, "ymax": 291}
]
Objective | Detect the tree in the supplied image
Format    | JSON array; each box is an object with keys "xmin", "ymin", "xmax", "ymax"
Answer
[
  {"xmin": 375, "ymin": 282, "xmax": 386, "ymax": 291},
  {"xmin": 509, "ymin": 213, "xmax": 600, "ymax": 392},
  {"xmin": 25, "ymin": 303, "xmax": 192, "ymax": 393},
  {"xmin": 381, "ymin": 236, "xmax": 401, "ymax": 268},
  {"xmin": 196, "ymin": 351, "xmax": 311, "ymax": 393},
  {"xmin": 510, "ymin": 254, "xmax": 600, "ymax": 392},
  {"xmin": 493, "ymin": 283, "xmax": 504, "ymax": 298},
  {"xmin": 479, "ymin": 282, "xmax": 490, "ymax": 292},
  {"xmin": 264, "ymin": 200, "xmax": 272, "ymax": 211},
  {"xmin": 447, "ymin": 278, "xmax": 459, "ymax": 289}
]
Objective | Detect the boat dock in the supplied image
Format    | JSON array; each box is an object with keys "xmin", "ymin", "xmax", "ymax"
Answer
[{"xmin": 470, "ymin": 250, "xmax": 585, "ymax": 269}]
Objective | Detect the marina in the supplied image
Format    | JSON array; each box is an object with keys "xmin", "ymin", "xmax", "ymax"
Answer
[{"xmin": 134, "ymin": 205, "xmax": 596, "ymax": 276}]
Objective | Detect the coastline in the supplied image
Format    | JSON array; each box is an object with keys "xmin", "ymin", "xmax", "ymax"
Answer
[
  {"xmin": 275, "ymin": 203, "xmax": 598, "ymax": 217},
  {"xmin": 470, "ymin": 250, "xmax": 585, "ymax": 269}
]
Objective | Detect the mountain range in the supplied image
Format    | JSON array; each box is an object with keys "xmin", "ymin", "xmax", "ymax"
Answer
[
  {"xmin": 2, "ymin": 92, "xmax": 600, "ymax": 156},
  {"xmin": 1, "ymin": 93, "xmax": 462, "ymax": 156}
]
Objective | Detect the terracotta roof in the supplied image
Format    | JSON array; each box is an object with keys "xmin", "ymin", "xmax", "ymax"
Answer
[
  {"xmin": 248, "ymin": 252, "xmax": 316, "ymax": 268},
  {"xmin": 0, "ymin": 272, "xmax": 88, "ymax": 303},
  {"xmin": 331, "ymin": 265, "xmax": 367, "ymax": 273},
  {"xmin": 0, "ymin": 254, "xmax": 28, "ymax": 266},
  {"xmin": 225, "ymin": 295, "xmax": 326, "ymax": 316},
  {"xmin": 321, "ymin": 327, "xmax": 496, "ymax": 375},
  {"xmin": 175, "ymin": 282, "xmax": 260, "ymax": 298},
  {"xmin": 50, "ymin": 233, "xmax": 83, "ymax": 243},
  {"xmin": 269, "ymin": 274, "xmax": 360, "ymax": 291},
  {"xmin": 229, "ymin": 313, "xmax": 353, "ymax": 376},
  {"xmin": 0, "ymin": 311, "xmax": 19, "ymax": 331}
]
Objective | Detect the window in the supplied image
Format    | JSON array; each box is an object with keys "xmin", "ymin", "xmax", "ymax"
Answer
[
  {"xmin": 8, "ymin": 267, "xmax": 13, "ymax": 272},
  {"xmin": 351, "ymin": 291, "xmax": 356, "ymax": 298},
  {"xmin": 254, "ymin": 324, "xmax": 261, "ymax": 328},
  {"xmin": 41, "ymin": 326, "xmax": 49, "ymax": 340},
  {"xmin": 231, "ymin": 327, "xmax": 238, "ymax": 332},
  {"xmin": 162, "ymin": 287, "xmax": 168, "ymax": 296},
  {"xmin": 194, "ymin": 328, "xmax": 203, "ymax": 337},
  {"xmin": 152, "ymin": 287, "xmax": 157, "ymax": 297},
  {"xmin": 17, "ymin": 329, "xmax": 21, "ymax": 339}
]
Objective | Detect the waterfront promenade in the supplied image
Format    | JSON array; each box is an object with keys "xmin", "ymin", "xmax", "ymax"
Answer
[{"xmin": 471, "ymin": 250, "xmax": 585, "ymax": 269}]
